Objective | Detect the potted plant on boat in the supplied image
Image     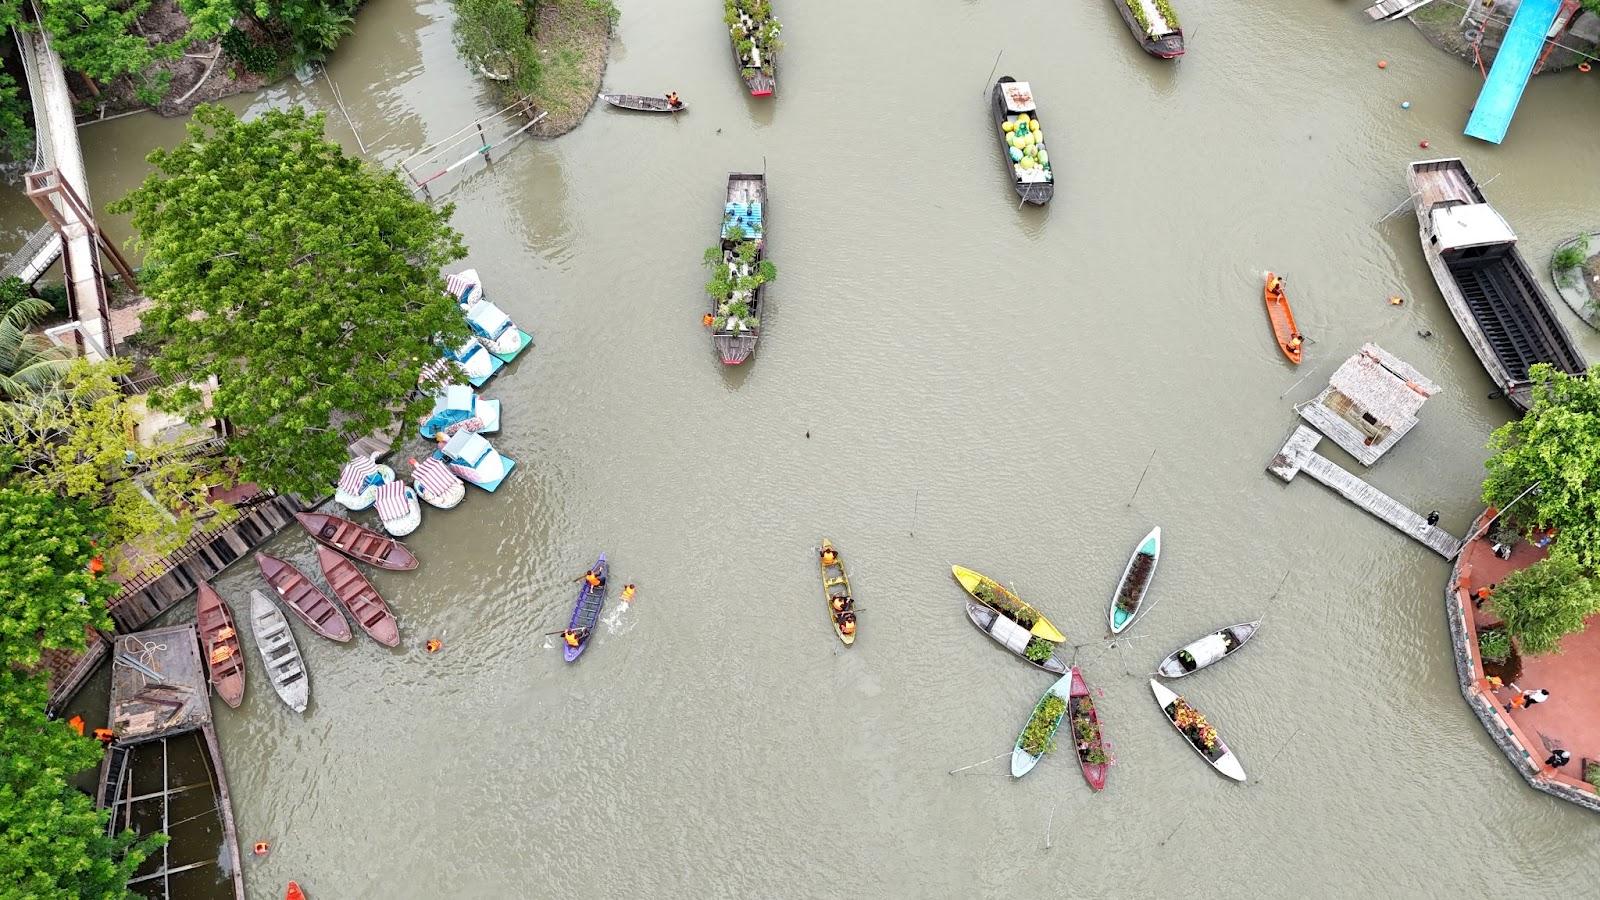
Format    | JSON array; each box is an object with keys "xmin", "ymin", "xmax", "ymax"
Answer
[
  {"xmin": 1169, "ymin": 697, "xmax": 1220, "ymax": 757},
  {"xmin": 704, "ymin": 233, "xmax": 776, "ymax": 335},
  {"xmin": 1024, "ymin": 636, "xmax": 1055, "ymax": 662},
  {"xmin": 1020, "ymin": 694, "xmax": 1069, "ymax": 756}
]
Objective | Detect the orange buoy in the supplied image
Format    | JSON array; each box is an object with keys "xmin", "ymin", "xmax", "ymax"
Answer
[
  {"xmin": 1581, "ymin": 62, "xmax": 1592, "ymax": 73},
  {"xmin": 1378, "ymin": 60, "xmax": 1389, "ymax": 69},
  {"xmin": 253, "ymin": 841, "xmax": 271, "ymax": 856},
  {"xmin": 1419, "ymin": 140, "xmax": 1430, "ymax": 149},
  {"xmin": 1389, "ymin": 295, "xmax": 1405, "ymax": 306},
  {"xmin": 425, "ymin": 638, "xmax": 442, "ymax": 653}
]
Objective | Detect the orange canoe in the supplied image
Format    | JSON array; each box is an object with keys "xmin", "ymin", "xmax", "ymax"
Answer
[
  {"xmin": 286, "ymin": 882, "xmax": 306, "ymax": 900},
  {"xmin": 1263, "ymin": 271, "xmax": 1302, "ymax": 365}
]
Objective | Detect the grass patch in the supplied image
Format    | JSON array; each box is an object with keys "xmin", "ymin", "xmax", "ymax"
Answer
[{"xmin": 530, "ymin": 0, "xmax": 618, "ymax": 135}]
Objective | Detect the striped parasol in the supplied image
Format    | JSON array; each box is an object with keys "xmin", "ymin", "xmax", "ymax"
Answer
[
  {"xmin": 445, "ymin": 271, "xmax": 479, "ymax": 302},
  {"xmin": 337, "ymin": 457, "xmax": 378, "ymax": 495},
  {"xmin": 374, "ymin": 481, "xmax": 411, "ymax": 520},
  {"xmin": 411, "ymin": 457, "xmax": 462, "ymax": 495}
]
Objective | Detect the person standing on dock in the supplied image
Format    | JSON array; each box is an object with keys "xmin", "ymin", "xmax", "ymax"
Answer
[{"xmin": 1426, "ymin": 510, "xmax": 1440, "ymax": 528}]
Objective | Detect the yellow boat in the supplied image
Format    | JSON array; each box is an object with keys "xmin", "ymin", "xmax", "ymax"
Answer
[
  {"xmin": 951, "ymin": 565, "xmax": 1066, "ymax": 643},
  {"xmin": 819, "ymin": 539, "xmax": 856, "ymax": 646}
]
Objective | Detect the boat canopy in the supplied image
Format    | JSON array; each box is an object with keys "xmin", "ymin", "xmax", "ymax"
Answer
[
  {"xmin": 374, "ymin": 481, "xmax": 412, "ymax": 520},
  {"xmin": 446, "ymin": 269, "xmax": 481, "ymax": 304},
  {"xmin": 1430, "ymin": 203, "xmax": 1517, "ymax": 252},
  {"xmin": 443, "ymin": 431, "xmax": 493, "ymax": 466},
  {"xmin": 466, "ymin": 300, "xmax": 514, "ymax": 339},
  {"xmin": 988, "ymin": 610, "xmax": 1033, "ymax": 655},
  {"xmin": 1184, "ymin": 632, "xmax": 1230, "ymax": 668},
  {"xmin": 1001, "ymin": 81, "xmax": 1036, "ymax": 113}
]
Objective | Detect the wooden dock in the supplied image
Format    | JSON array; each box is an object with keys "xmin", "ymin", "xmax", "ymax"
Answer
[{"xmin": 1269, "ymin": 425, "xmax": 1463, "ymax": 559}]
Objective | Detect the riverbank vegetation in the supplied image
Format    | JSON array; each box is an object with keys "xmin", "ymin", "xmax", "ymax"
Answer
[{"xmin": 449, "ymin": 0, "xmax": 617, "ymax": 136}]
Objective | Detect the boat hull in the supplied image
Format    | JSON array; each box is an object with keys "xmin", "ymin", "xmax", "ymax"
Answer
[
  {"xmin": 951, "ymin": 565, "xmax": 1067, "ymax": 643},
  {"xmin": 964, "ymin": 599, "xmax": 1066, "ymax": 673},
  {"xmin": 1070, "ymin": 668, "xmax": 1108, "ymax": 791},
  {"xmin": 1109, "ymin": 0, "xmax": 1186, "ymax": 58},
  {"xmin": 818, "ymin": 539, "xmax": 856, "ymax": 645},
  {"xmin": 991, "ymin": 76, "xmax": 1054, "ymax": 206},
  {"xmin": 249, "ymin": 590, "xmax": 309, "ymax": 713},
  {"xmin": 1263, "ymin": 272, "xmax": 1303, "ymax": 364},
  {"xmin": 196, "ymin": 582, "xmax": 245, "ymax": 708},
  {"xmin": 599, "ymin": 92, "xmax": 688, "ymax": 113},
  {"xmin": 315, "ymin": 545, "xmax": 401, "ymax": 647},
  {"xmin": 1156, "ymin": 620, "xmax": 1261, "ymax": 678},
  {"xmin": 296, "ymin": 512, "xmax": 418, "ymax": 571},
  {"xmin": 564, "ymin": 554, "xmax": 609, "ymax": 662},
  {"xmin": 1108, "ymin": 526, "xmax": 1161, "ymax": 634},
  {"xmin": 255, "ymin": 553, "xmax": 353, "ymax": 642}
]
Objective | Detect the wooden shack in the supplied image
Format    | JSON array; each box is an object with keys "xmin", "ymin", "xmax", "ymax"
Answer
[{"xmin": 1297, "ymin": 343, "xmax": 1441, "ymax": 466}]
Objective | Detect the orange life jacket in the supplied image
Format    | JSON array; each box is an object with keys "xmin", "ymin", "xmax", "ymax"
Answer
[
  {"xmin": 564, "ymin": 632, "xmax": 581, "ymax": 648},
  {"xmin": 585, "ymin": 573, "xmax": 601, "ymax": 588}
]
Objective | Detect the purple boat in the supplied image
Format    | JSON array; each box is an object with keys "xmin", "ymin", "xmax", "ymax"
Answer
[{"xmin": 563, "ymin": 553, "xmax": 608, "ymax": 662}]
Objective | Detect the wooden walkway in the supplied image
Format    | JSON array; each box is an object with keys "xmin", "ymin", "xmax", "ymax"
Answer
[{"xmin": 1268, "ymin": 426, "xmax": 1463, "ymax": 559}]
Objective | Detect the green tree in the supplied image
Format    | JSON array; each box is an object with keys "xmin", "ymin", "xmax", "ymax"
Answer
[
  {"xmin": 1483, "ymin": 364, "xmax": 1600, "ymax": 569},
  {"xmin": 38, "ymin": 0, "xmax": 176, "ymax": 103},
  {"xmin": 0, "ymin": 666, "xmax": 163, "ymax": 898},
  {"xmin": 449, "ymin": 0, "xmax": 542, "ymax": 95},
  {"xmin": 0, "ymin": 488, "xmax": 114, "ymax": 669},
  {"xmin": 110, "ymin": 105, "xmax": 468, "ymax": 495},
  {"xmin": 0, "ymin": 70, "xmax": 33, "ymax": 163},
  {"xmin": 0, "ymin": 294, "xmax": 72, "ymax": 400},
  {"xmin": 243, "ymin": 0, "xmax": 359, "ymax": 65},
  {"xmin": 176, "ymin": 0, "xmax": 240, "ymax": 43},
  {"xmin": 1490, "ymin": 551, "xmax": 1600, "ymax": 656}
]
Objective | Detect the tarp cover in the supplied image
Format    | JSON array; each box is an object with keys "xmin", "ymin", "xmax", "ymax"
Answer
[
  {"xmin": 1002, "ymin": 81, "xmax": 1036, "ymax": 113},
  {"xmin": 445, "ymin": 269, "xmax": 480, "ymax": 302},
  {"xmin": 1186, "ymin": 633, "xmax": 1230, "ymax": 668},
  {"xmin": 374, "ymin": 481, "xmax": 412, "ymax": 520},
  {"xmin": 990, "ymin": 611, "xmax": 1033, "ymax": 654},
  {"xmin": 336, "ymin": 456, "xmax": 377, "ymax": 495},
  {"xmin": 412, "ymin": 456, "xmax": 461, "ymax": 494}
]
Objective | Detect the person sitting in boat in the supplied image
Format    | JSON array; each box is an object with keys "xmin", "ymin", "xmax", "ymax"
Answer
[
  {"xmin": 838, "ymin": 613, "xmax": 856, "ymax": 636},
  {"xmin": 1287, "ymin": 333, "xmax": 1304, "ymax": 352},
  {"xmin": 562, "ymin": 629, "xmax": 583, "ymax": 649},
  {"xmin": 820, "ymin": 546, "xmax": 838, "ymax": 566},
  {"xmin": 666, "ymin": 91, "xmax": 682, "ymax": 108},
  {"xmin": 830, "ymin": 594, "xmax": 852, "ymax": 613},
  {"xmin": 1268, "ymin": 275, "xmax": 1285, "ymax": 296}
]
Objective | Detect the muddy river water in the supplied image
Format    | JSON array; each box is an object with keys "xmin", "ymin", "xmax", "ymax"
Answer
[{"xmin": 48, "ymin": 0, "xmax": 1600, "ymax": 895}]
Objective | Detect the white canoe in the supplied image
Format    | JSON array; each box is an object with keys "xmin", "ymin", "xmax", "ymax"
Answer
[
  {"xmin": 1156, "ymin": 620, "xmax": 1262, "ymax": 678},
  {"xmin": 1150, "ymin": 679, "xmax": 1245, "ymax": 782},
  {"xmin": 1109, "ymin": 526, "xmax": 1161, "ymax": 634},
  {"xmin": 1012, "ymin": 671, "xmax": 1074, "ymax": 778},
  {"xmin": 250, "ymin": 590, "xmax": 309, "ymax": 712}
]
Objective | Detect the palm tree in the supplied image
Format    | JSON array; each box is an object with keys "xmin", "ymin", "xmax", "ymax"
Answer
[{"xmin": 0, "ymin": 296, "xmax": 71, "ymax": 399}]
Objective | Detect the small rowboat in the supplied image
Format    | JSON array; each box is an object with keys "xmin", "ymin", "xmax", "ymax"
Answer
[
  {"xmin": 817, "ymin": 539, "xmax": 855, "ymax": 645},
  {"xmin": 1263, "ymin": 272, "xmax": 1303, "ymax": 365},
  {"xmin": 1157, "ymin": 620, "xmax": 1262, "ymax": 678},
  {"xmin": 249, "ymin": 590, "xmax": 308, "ymax": 712},
  {"xmin": 1012, "ymin": 671, "xmax": 1073, "ymax": 778},
  {"xmin": 990, "ymin": 77, "xmax": 1053, "ymax": 206},
  {"xmin": 315, "ymin": 546, "xmax": 400, "ymax": 647},
  {"xmin": 255, "ymin": 553, "xmax": 352, "ymax": 643},
  {"xmin": 1108, "ymin": 526, "xmax": 1161, "ymax": 635},
  {"xmin": 951, "ymin": 565, "xmax": 1066, "ymax": 643},
  {"xmin": 1070, "ymin": 667, "xmax": 1109, "ymax": 791},
  {"xmin": 1150, "ymin": 679, "xmax": 1245, "ymax": 782},
  {"xmin": 295, "ymin": 511, "xmax": 418, "ymax": 571},
  {"xmin": 599, "ymin": 92, "xmax": 687, "ymax": 113},
  {"xmin": 564, "ymin": 554, "xmax": 608, "ymax": 662},
  {"xmin": 196, "ymin": 581, "xmax": 245, "ymax": 708},
  {"xmin": 964, "ymin": 598, "xmax": 1065, "ymax": 673}
]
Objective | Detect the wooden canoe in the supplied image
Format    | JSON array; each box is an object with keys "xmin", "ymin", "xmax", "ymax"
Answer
[
  {"xmin": 1109, "ymin": 0, "xmax": 1186, "ymax": 58},
  {"xmin": 249, "ymin": 589, "xmax": 309, "ymax": 712},
  {"xmin": 1012, "ymin": 671, "xmax": 1073, "ymax": 778},
  {"xmin": 295, "ymin": 511, "xmax": 418, "ymax": 571},
  {"xmin": 1070, "ymin": 667, "xmax": 1109, "ymax": 791},
  {"xmin": 952, "ymin": 565, "xmax": 1066, "ymax": 643},
  {"xmin": 255, "ymin": 552, "xmax": 352, "ymax": 643},
  {"xmin": 1263, "ymin": 272, "xmax": 1303, "ymax": 365},
  {"xmin": 1157, "ymin": 620, "xmax": 1262, "ymax": 678},
  {"xmin": 1108, "ymin": 526, "xmax": 1161, "ymax": 635},
  {"xmin": 818, "ymin": 539, "xmax": 856, "ymax": 645},
  {"xmin": 1150, "ymin": 679, "xmax": 1246, "ymax": 781},
  {"xmin": 196, "ymin": 581, "xmax": 245, "ymax": 708},
  {"xmin": 963, "ymin": 598, "xmax": 1066, "ymax": 673},
  {"xmin": 314, "ymin": 545, "xmax": 400, "ymax": 647},
  {"xmin": 599, "ymin": 92, "xmax": 686, "ymax": 113}
]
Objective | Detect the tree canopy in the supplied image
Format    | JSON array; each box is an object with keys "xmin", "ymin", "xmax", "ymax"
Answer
[
  {"xmin": 1482, "ymin": 364, "xmax": 1600, "ymax": 570},
  {"xmin": 0, "ymin": 294, "xmax": 72, "ymax": 400},
  {"xmin": 110, "ymin": 105, "xmax": 468, "ymax": 495},
  {"xmin": 1490, "ymin": 551, "xmax": 1600, "ymax": 656},
  {"xmin": 450, "ymin": 0, "xmax": 543, "ymax": 96},
  {"xmin": 0, "ymin": 489, "xmax": 114, "ymax": 669}
]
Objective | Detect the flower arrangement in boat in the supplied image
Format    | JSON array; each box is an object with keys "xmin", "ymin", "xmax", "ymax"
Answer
[
  {"xmin": 1020, "ymin": 694, "xmax": 1068, "ymax": 756},
  {"xmin": 1126, "ymin": 0, "xmax": 1180, "ymax": 36},
  {"xmin": 1116, "ymin": 551, "xmax": 1155, "ymax": 613},
  {"xmin": 971, "ymin": 580, "xmax": 1038, "ymax": 629},
  {"xmin": 1023, "ymin": 636, "xmax": 1055, "ymax": 662},
  {"xmin": 725, "ymin": 0, "xmax": 782, "ymax": 74},
  {"xmin": 1169, "ymin": 697, "xmax": 1218, "ymax": 752},
  {"xmin": 1073, "ymin": 706, "xmax": 1109, "ymax": 766},
  {"xmin": 704, "ymin": 230, "xmax": 776, "ymax": 334}
]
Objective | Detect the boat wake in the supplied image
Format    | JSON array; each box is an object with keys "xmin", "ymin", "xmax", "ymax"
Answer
[{"xmin": 603, "ymin": 604, "xmax": 635, "ymax": 635}]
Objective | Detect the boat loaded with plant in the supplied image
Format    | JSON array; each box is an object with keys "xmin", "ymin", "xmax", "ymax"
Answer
[
  {"xmin": 1150, "ymin": 679, "xmax": 1245, "ymax": 782},
  {"xmin": 1156, "ymin": 620, "xmax": 1261, "ymax": 678},
  {"xmin": 1013, "ymin": 672, "xmax": 1074, "ymax": 778},
  {"xmin": 990, "ymin": 77, "xmax": 1053, "ymax": 206},
  {"xmin": 963, "ymin": 598, "xmax": 1066, "ymax": 673},
  {"xmin": 1108, "ymin": 526, "xmax": 1161, "ymax": 635},
  {"xmin": 817, "ymin": 539, "xmax": 856, "ymax": 645},
  {"xmin": 706, "ymin": 173, "xmax": 775, "ymax": 365},
  {"xmin": 1069, "ymin": 667, "xmax": 1110, "ymax": 791},
  {"xmin": 951, "ymin": 565, "xmax": 1066, "ymax": 643},
  {"xmin": 725, "ymin": 0, "xmax": 780, "ymax": 96},
  {"xmin": 1110, "ymin": 0, "xmax": 1185, "ymax": 58}
]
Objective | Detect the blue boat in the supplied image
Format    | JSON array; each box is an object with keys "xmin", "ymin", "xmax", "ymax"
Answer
[
  {"xmin": 564, "ymin": 554, "xmax": 608, "ymax": 662},
  {"xmin": 434, "ymin": 431, "xmax": 515, "ymax": 492},
  {"xmin": 1012, "ymin": 671, "xmax": 1074, "ymax": 778},
  {"xmin": 445, "ymin": 336, "xmax": 503, "ymax": 387},
  {"xmin": 418, "ymin": 384, "xmax": 501, "ymax": 440},
  {"xmin": 447, "ymin": 268, "xmax": 534, "ymax": 364}
]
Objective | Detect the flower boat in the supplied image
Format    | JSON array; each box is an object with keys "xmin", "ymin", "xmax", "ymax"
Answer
[
  {"xmin": 409, "ymin": 455, "xmax": 465, "ymax": 509},
  {"xmin": 963, "ymin": 598, "xmax": 1066, "ymax": 673},
  {"xmin": 1110, "ymin": 0, "xmax": 1185, "ymax": 59},
  {"xmin": 725, "ymin": 0, "xmax": 779, "ymax": 96},
  {"xmin": 1157, "ymin": 620, "xmax": 1261, "ymax": 678},
  {"xmin": 418, "ymin": 383, "xmax": 501, "ymax": 440},
  {"xmin": 950, "ymin": 565, "xmax": 1066, "ymax": 643},
  {"xmin": 1012, "ymin": 671, "xmax": 1073, "ymax": 778},
  {"xmin": 374, "ymin": 480, "xmax": 422, "ymax": 537},
  {"xmin": 434, "ymin": 430, "xmax": 516, "ymax": 492},
  {"xmin": 991, "ymin": 77, "xmax": 1053, "ymax": 206},
  {"xmin": 1069, "ymin": 667, "xmax": 1109, "ymax": 791},
  {"xmin": 333, "ymin": 455, "xmax": 394, "ymax": 511},
  {"xmin": 707, "ymin": 173, "xmax": 773, "ymax": 365},
  {"xmin": 1150, "ymin": 679, "xmax": 1245, "ymax": 782},
  {"xmin": 446, "ymin": 268, "xmax": 534, "ymax": 364},
  {"xmin": 563, "ymin": 554, "xmax": 608, "ymax": 662},
  {"xmin": 1109, "ymin": 526, "xmax": 1161, "ymax": 635}
]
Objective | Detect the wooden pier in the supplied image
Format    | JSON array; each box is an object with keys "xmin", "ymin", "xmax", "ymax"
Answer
[{"xmin": 1269, "ymin": 425, "xmax": 1463, "ymax": 559}]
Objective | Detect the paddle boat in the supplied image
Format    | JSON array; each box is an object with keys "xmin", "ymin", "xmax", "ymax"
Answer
[
  {"xmin": 418, "ymin": 383, "xmax": 501, "ymax": 440},
  {"xmin": 434, "ymin": 430, "xmax": 516, "ymax": 492},
  {"xmin": 409, "ymin": 455, "xmax": 465, "ymax": 509},
  {"xmin": 446, "ymin": 269, "xmax": 534, "ymax": 363},
  {"xmin": 333, "ymin": 455, "xmax": 394, "ymax": 511},
  {"xmin": 374, "ymin": 480, "xmax": 422, "ymax": 537},
  {"xmin": 443, "ymin": 334, "xmax": 503, "ymax": 387}
]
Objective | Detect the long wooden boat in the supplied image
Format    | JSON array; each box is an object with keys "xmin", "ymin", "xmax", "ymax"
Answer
[
  {"xmin": 249, "ymin": 590, "xmax": 309, "ymax": 712},
  {"xmin": 990, "ymin": 77, "xmax": 1053, "ymax": 206},
  {"xmin": 295, "ymin": 511, "xmax": 418, "ymax": 571},
  {"xmin": 727, "ymin": 1, "xmax": 777, "ymax": 96},
  {"xmin": 711, "ymin": 173, "xmax": 769, "ymax": 365},
  {"xmin": 314, "ymin": 545, "xmax": 400, "ymax": 647},
  {"xmin": 255, "ymin": 553, "xmax": 352, "ymax": 643},
  {"xmin": 963, "ymin": 599, "xmax": 1066, "ymax": 673},
  {"xmin": 818, "ymin": 539, "xmax": 855, "ymax": 645},
  {"xmin": 1069, "ymin": 667, "xmax": 1109, "ymax": 791},
  {"xmin": 564, "ymin": 554, "xmax": 608, "ymax": 662},
  {"xmin": 1109, "ymin": 0, "xmax": 1186, "ymax": 58},
  {"xmin": 1406, "ymin": 158, "xmax": 1585, "ymax": 412},
  {"xmin": 1263, "ymin": 272, "xmax": 1303, "ymax": 365},
  {"xmin": 599, "ymin": 92, "xmax": 686, "ymax": 113},
  {"xmin": 1012, "ymin": 671, "xmax": 1073, "ymax": 778},
  {"xmin": 1150, "ymin": 679, "xmax": 1245, "ymax": 781},
  {"xmin": 1156, "ymin": 620, "xmax": 1261, "ymax": 678},
  {"xmin": 196, "ymin": 581, "xmax": 245, "ymax": 708},
  {"xmin": 951, "ymin": 565, "xmax": 1066, "ymax": 643},
  {"xmin": 1108, "ymin": 526, "xmax": 1161, "ymax": 635}
]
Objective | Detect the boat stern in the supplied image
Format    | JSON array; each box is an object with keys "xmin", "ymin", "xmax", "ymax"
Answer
[
  {"xmin": 1010, "ymin": 746, "xmax": 1039, "ymax": 778},
  {"xmin": 1215, "ymin": 752, "xmax": 1247, "ymax": 782}
]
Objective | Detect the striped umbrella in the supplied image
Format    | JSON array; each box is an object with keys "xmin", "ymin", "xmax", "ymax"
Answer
[
  {"xmin": 337, "ymin": 457, "xmax": 378, "ymax": 495},
  {"xmin": 411, "ymin": 457, "xmax": 462, "ymax": 495},
  {"xmin": 374, "ymin": 481, "xmax": 411, "ymax": 520}
]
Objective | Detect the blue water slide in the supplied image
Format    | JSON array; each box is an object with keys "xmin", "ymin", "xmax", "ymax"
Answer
[{"xmin": 1464, "ymin": 0, "xmax": 1563, "ymax": 144}]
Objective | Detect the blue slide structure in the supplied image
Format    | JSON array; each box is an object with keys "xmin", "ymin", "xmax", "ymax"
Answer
[{"xmin": 1464, "ymin": 0, "xmax": 1563, "ymax": 144}]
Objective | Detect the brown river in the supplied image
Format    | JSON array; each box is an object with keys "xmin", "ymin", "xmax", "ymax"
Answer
[{"xmin": 47, "ymin": 0, "xmax": 1600, "ymax": 895}]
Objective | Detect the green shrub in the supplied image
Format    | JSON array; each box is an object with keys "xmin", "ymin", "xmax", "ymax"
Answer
[
  {"xmin": 1586, "ymin": 761, "xmax": 1600, "ymax": 790},
  {"xmin": 1023, "ymin": 636, "xmax": 1054, "ymax": 662},
  {"xmin": 1554, "ymin": 241, "xmax": 1588, "ymax": 271},
  {"xmin": 221, "ymin": 28, "xmax": 282, "ymax": 76},
  {"xmin": 1020, "ymin": 695, "xmax": 1067, "ymax": 756},
  {"xmin": 1478, "ymin": 629, "xmax": 1512, "ymax": 663}
]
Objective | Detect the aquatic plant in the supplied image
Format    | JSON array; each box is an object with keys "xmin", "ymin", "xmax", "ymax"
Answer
[
  {"xmin": 1554, "ymin": 237, "xmax": 1589, "ymax": 272},
  {"xmin": 1477, "ymin": 629, "xmax": 1512, "ymax": 663},
  {"xmin": 1024, "ymin": 636, "xmax": 1055, "ymax": 662},
  {"xmin": 1020, "ymin": 694, "xmax": 1068, "ymax": 756}
]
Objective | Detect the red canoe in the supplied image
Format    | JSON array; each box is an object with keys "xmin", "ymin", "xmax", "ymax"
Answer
[
  {"xmin": 255, "ymin": 552, "xmax": 352, "ymax": 642},
  {"xmin": 314, "ymin": 545, "xmax": 400, "ymax": 647},
  {"xmin": 196, "ymin": 581, "xmax": 246, "ymax": 708},
  {"xmin": 295, "ymin": 511, "xmax": 418, "ymax": 571},
  {"xmin": 286, "ymin": 882, "xmax": 306, "ymax": 900},
  {"xmin": 1070, "ymin": 666, "xmax": 1109, "ymax": 792}
]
